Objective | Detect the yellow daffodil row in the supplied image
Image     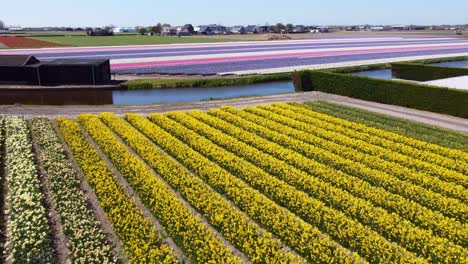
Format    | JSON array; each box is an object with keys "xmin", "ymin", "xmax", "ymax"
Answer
[
  {"xmin": 4, "ymin": 117, "xmax": 54, "ymax": 263},
  {"xmin": 295, "ymin": 102, "xmax": 468, "ymax": 165},
  {"xmin": 30, "ymin": 118, "xmax": 116, "ymax": 263},
  {"xmin": 217, "ymin": 107, "xmax": 467, "ymax": 203},
  {"xmin": 242, "ymin": 106, "xmax": 467, "ymax": 222},
  {"xmin": 173, "ymin": 110, "xmax": 467, "ymax": 262},
  {"xmin": 261, "ymin": 104, "xmax": 468, "ymax": 188},
  {"xmin": 97, "ymin": 112, "xmax": 303, "ymax": 263},
  {"xmin": 127, "ymin": 113, "xmax": 365, "ymax": 264},
  {"xmin": 55, "ymin": 118, "xmax": 178, "ymax": 264},
  {"xmin": 275, "ymin": 103, "xmax": 468, "ymax": 177},
  {"xmin": 147, "ymin": 112, "xmax": 423, "ymax": 264},
  {"xmin": 210, "ymin": 108, "xmax": 467, "ymax": 245},
  {"xmin": 77, "ymin": 114, "xmax": 242, "ymax": 264}
]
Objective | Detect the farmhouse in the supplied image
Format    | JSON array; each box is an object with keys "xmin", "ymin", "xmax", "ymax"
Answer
[
  {"xmin": 230, "ymin": 26, "xmax": 246, "ymax": 34},
  {"xmin": 209, "ymin": 24, "xmax": 227, "ymax": 34},
  {"xmin": 162, "ymin": 27, "xmax": 178, "ymax": 35},
  {"xmin": 258, "ymin": 25, "xmax": 275, "ymax": 33},
  {"xmin": 245, "ymin": 25, "xmax": 259, "ymax": 34},
  {"xmin": 113, "ymin": 27, "xmax": 137, "ymax": 33},
  {"xmin": 292, "ymin": 25, "xmax": 307, "ymax": 33},
  {"xmin": 194, "ymin": 25, "xmax": 214, "ymax": 35}
]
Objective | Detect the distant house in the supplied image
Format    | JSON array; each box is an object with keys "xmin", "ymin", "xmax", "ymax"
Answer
[
  {"xmin": 258, "ymin": 25, "xmax": 275, "ymax": 33},
  {"xmin": 194, "ymin": 25, "xmax": 214, "ymax": 35},
  {"xmin": 317, "ymin": 27, "xmax": 330, "ymax": 33},
  {"xmin": 245, "ymin": 25, "xmax": 259, "ymax": 34},
  {"xmin": 408, "ymin": 25, "xmax": 428, "ymax": 30},
  {"xmin": 162, "ymin": 27, "xmax": 178, "ymax": 35},
  {"xmin": 174, "ymin": 24, "xmax": 194, "ymax": 36},
  {"xmin": 391, "ymin": 25, "xmax": 406, "ymax": 30},
  {"xmin": 308, "ymin": 26, "xmax": 320, "ymax": 33},
  {"xmin": 430, "ymin": 26, "xmax": 450, "ymax": 30},
  {"xmin": 8, "ymin": 27, "xmax": 23, "ymax": 31},
  {"xmin": 370, "ymin": 26, "xmax": 385, "ymax": 31},
  {"xmin": 209, "ymin": 24, "xmax": 227, "ymax": 34},
  {"xmin": 230, "ymin": 26, "xmax": 246, "ymax": 34},
  {"xmin": 87, "ymin": 27, "xmax": 113, "ymax": 36},
  {"xmin": 113, "ymin": 27, "xmax": 137, "ymax": 33},
  {"xmin": 182, "ymin": 24, "xmax": 194, "ymax": 34},
  {"xmin": 292, "ymin": 25, "xmax": 307, "ymax": 33}
]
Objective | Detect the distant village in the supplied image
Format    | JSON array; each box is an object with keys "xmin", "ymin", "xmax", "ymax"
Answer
[{"xmin": 1, "ymin": 21, "xmax": 468, "ymax": 36}]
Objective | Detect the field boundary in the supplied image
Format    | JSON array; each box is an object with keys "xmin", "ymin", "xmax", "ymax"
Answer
[{"xmin": 0, "ymin": 91, "xmax": 467, "ymax": 132}]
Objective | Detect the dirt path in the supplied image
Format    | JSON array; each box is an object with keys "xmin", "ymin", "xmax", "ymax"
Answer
[{"xmin": 0, "ymin": 91, "xmax": 466, "ymax": 133}]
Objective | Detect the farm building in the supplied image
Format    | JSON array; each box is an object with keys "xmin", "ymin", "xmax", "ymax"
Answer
[
  {"xmin": 308, "ymin": 26, "xmax": 320, "ymax": 33},
  {"xmin": 181, "ymin": 24, "xmax": 194, "ymax": 34},
  {"xmin": 194, "ymin": 25, "xmax": 214, "ymax": 35},
  {"xmin": 258, "ymin": 25, "xmax": 276, "ymax": 33},
  {"xmin": 230, "ymin": 26, "xmax": 246, "ymax": 34},
  {"xmin": 245, "ymin": 25, "xmax": 260, "ymax": 34},
  {"xmin": 0, "ymin": 55, "xmax": 111, "ymax": 85},
  {"xmin": 292, "ymin": 25, "xmax": 307, "ymax": 33},
  {"xmin": 162, "ymin": 27, "xmax": 178, "ymax": 35},
  {"xmin": 113, "ymin": 27, "xmax": 137, "ymax": 33},
  {"xmin": 209, "ymin": 24, "xmax": 227, "ymax": 34}
]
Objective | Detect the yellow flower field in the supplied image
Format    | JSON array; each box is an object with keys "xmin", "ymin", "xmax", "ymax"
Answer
[{"xmin": 0, "ymin": 102, "xmax": 466, "ymax": 263}]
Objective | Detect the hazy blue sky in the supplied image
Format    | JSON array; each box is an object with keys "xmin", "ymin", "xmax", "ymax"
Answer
[{"xmin": 3, "ymin": 0, "xmax": 468, "ymax": 27}]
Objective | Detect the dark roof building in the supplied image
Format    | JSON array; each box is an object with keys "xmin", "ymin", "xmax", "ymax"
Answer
[
  {"xmin": 230, "ymin": 26, "xmax": 246, "ymax": 34},
  {"xmin": 245, "ymin": 25, "xmax": 260, "ymax": 33}
]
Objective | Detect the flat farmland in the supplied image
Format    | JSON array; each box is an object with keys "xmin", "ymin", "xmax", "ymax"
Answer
[
  {"xmin": 0, "ymin": 102, "xmax": 467, "ymax": 263},
  {"xmin": 2, "ymin": 37, "xmax": 468, "ymax": 75}
]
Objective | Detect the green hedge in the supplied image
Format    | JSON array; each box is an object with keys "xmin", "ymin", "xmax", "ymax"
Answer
[
  {"xmin": 392, "ymin": 62, "xmax": 468, "ymax": 81},
  {"xmin": 292, "ymin": 70, "xmax": 468, "ymax": 118}
]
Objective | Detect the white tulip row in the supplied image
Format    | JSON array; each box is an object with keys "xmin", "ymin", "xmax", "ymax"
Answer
[
  {"xmin": 30, "ymin": 118, "xmax": 116, "ymax": 263},
  {"xmin": 4, "ymin": 117, "xmax": 54, "ymax": 263}
]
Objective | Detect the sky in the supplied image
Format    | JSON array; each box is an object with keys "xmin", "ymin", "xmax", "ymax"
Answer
[{"xmin": 2, "ymin": 0, "xmax": 468, "ymax": 27}]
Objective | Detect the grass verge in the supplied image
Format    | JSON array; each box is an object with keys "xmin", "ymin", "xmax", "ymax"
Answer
[
  {"xmin": 121, "ymin": 73, "xmax": 291, "ymax": 90},
  {"xmin": 33, "ymin": 35, "xmax": 234, "ymax": 47}
]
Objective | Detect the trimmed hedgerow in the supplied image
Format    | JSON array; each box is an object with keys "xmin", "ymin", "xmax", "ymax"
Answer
[
  {"xmin": 291, "ymin": 70, "xmax": 468, "ymax": 118},
  {"xmin": 391, "ymin": 62, "xmax": 468, "ymax": 81}
]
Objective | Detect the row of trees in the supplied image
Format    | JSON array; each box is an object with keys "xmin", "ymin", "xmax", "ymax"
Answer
[
  {"xmin": 138, "ymin": 23, "xmax": 171, "ymax": 35},
  {"xmin": 136, "ymin": 22, "xmax": 298, "ymax": 35},
  {"xmin": 274, "ymin": 23, "xmax": 296, "ymax": 33}
]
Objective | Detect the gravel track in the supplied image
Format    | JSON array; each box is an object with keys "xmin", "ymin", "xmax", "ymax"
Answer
[{"xmin": 0, "ymin": 91, "xmax": 466, "ymax": 133}]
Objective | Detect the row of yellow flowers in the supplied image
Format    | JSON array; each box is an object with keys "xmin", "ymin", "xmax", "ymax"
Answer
[
  {"xmin": 147, "ymin": 112, "xmax": 423, "ymax": 264},
  {"xmin": 225, "ymin": 105, "xmax": 468, "ymax": 202},
  {"xmin": 274, "ymin": 103, "xmax": 467, "ymax": 177},
  {"xmin": 172, "ymin": 110, "xmax": 467, "ymax": 262},
  {"xmin": 30, "ymin": 118, "xmax": 116, "ymax": 263},
  {"xmin": 249, "ymin": 105, "xmax": 468, "ymax": 202},
  {"xmin": 77, "ymin": 114, "xmax": 241, "ymax": 264},
  {"xmin": 4, "ymin": 117, "xmax": 54, "ymax": 263},
  {"xmin": 291, "ymin": 102, "xmax": 468, "ymax": 164},
  {"xmin": 56, "ymin": 118, "xmax": 178, "ymax": 264},
  {"xmin": 211, "ymin": 107, "xmax": 466, "ymax": 203},
  {"xmin": 243, "ymin": 106, "xmax": 466, "ymax": 221},
  {"xmin": 126, "ymin": 113, "xmax": 365, "ymax": 264},
  {"xmin": 260, "ymin": 104, "xmax": 467, "ymax": 188},
  {"xmin": 210, "ymin": 108, "xmax": 467, "ymax": 245},
  {"xmin": 97, "ymin": 112, "xmax": 303, "ymax": 263}
]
